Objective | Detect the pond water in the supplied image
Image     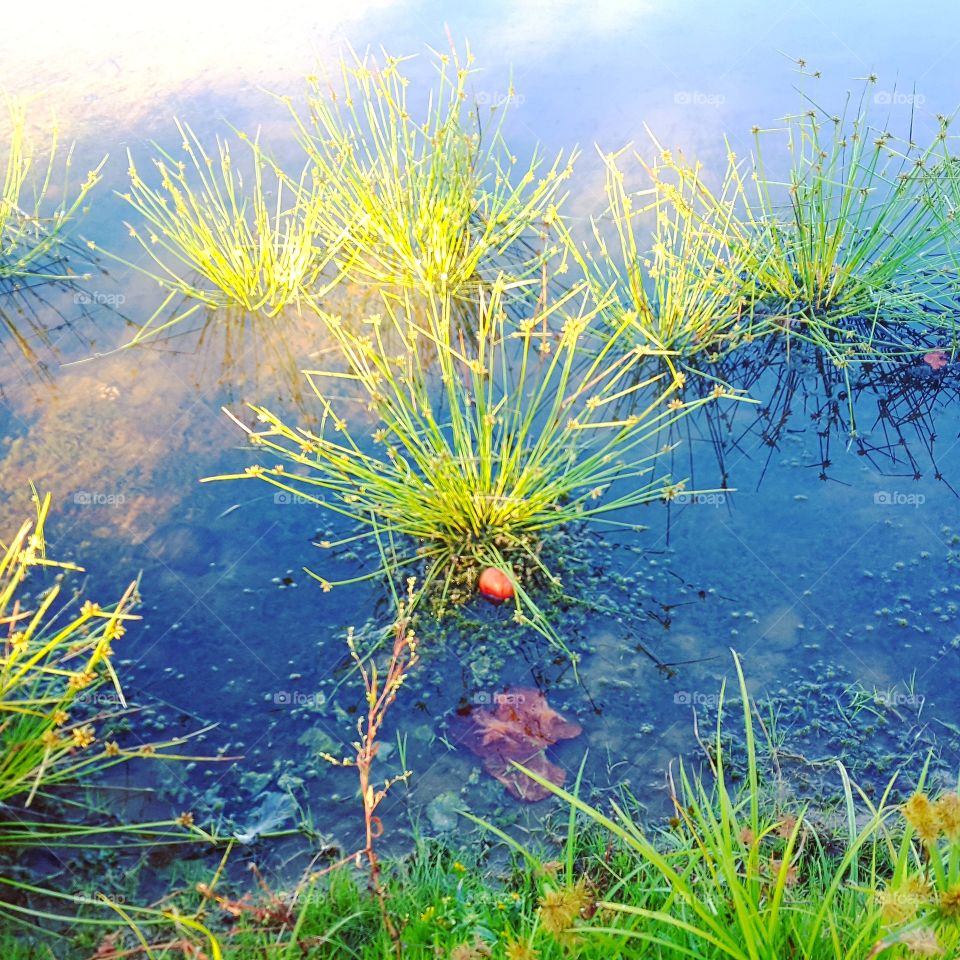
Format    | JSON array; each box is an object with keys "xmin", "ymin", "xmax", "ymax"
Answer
[{"xmin": 3, "ymin": 0, "xmax": 960, "ymax": 878}]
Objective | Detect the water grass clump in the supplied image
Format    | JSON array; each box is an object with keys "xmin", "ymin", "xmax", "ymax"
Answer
[
  {"xmin": 564, "ymin": 78, "xmax": 960, "ymax": 376},
  {"xmin": 0, "ymin": 491, "xmax": 141, "ymax": 805},
  {"xmin": 0, "ymin": 493, "xmax": 233, "ymax": 946},
  {"xmin": 0, "ymin": 96, "xmax": 104, "ymax": 285},
  {"xmin": 929, "ymin": 147, "xmax": 960, "ymax": 328},
  {"xmin": 871, "ymin": 788, "xmax": 960, "ymax": 955},
  {"xmin": 0, "ymin": 493, "xmax": 215, "ymax": 810},
  {"xmin": 285, "ymin": 45, "xmax": 574, "ymax": 301},
  {"xmin": 741, "ymin": 76, "xmax": 956, "ymax": 363},
  {"xmin": 206, "ymin": 278, "xmax": 733, "ymax": 650},
  {"xmin": 482, "ymin": 652, "xmax": 918, "ymax": 960},
  {"xmin": 564, "ymin": 137, "xmax": 761, "ymax": 370},
  {"xmin": 115, "ymin": 119, "xmax": 339, "ymax": 342}
]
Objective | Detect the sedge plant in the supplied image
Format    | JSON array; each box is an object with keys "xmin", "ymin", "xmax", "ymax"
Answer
[
  {"xmin": 486, "ymin": 651, "xmax": 900, "ymax": 960},
  {"xmin": 112, "ymin": 119, "xmax": 342, "ymax": 343},
  {"xmin": 0, "ymin": 491, "xmax": 215, "ymax": 807},
  {"xmin": 285, "ymin": 44, "xmax": 574, "ymax": 302},
  {"xmin": 205, "ymin": 276, "xmax": 737, "ymax": 657},
  {"xmin": 562, "ymin": 137, "xmax": 763, "ymax": 372},
  {"xmin": 0, "ymin": 492, "xmax": 232, "ymax": 944},
  {"xmin": 740, "ymin": 77, "xmax": 956, "ymax": 365},
  {"xmin": 0, "ymin": 95, "xmax": 104, "ymax": 285},
  {"xmin": 929, "ymin": 149, "xmax": 960, "ymax": 349},
  {"xmin": 869, "ymin": 784, "xmax": 960, "ymax": 957}
]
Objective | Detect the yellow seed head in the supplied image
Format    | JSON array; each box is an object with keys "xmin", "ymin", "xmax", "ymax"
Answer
[
  {"xmin": 539, "ymin": 879, "xmax": 592, "ymax": 943},
  {"xmin": 505, "ymin": 939, "xmax": 538, "ymax": 960},
  {"xmin": 903, "ymin": 792, "xmax": 940, "ymax": 844},
  {"xmin": 72, "ymin": 725, "xmax": 96, "ymax": 749},
  {"xmin": 934, "ymin": 792, "xmax": 960, "ymax": 840},
  {"xmin": 67, "ymin": 670, "xmax": 96, "ymax": 691},
  {"xmin": 939, "ymin": 883, "xmax": 960, "ymax": 918},
  {"xmin": 877, "ymin": 884, "xmax": 924, "ymax": 924}
]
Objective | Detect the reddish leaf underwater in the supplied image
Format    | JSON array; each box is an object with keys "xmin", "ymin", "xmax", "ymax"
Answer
[{"xmin": 453, "ymin": 688, "xmax": 582, "ymax": 802}]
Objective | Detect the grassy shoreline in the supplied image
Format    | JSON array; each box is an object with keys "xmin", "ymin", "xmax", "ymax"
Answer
[{"xmin": 2, "ymin": 647, "xmax": 958, "ymax": 959}]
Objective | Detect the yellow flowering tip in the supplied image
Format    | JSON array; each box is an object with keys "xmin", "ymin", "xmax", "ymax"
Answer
[
  {"xmin": 104, "ymin": 741, "xmax": 121, "ymax": 757},
  {"xmin": 71, "ymin": 725, "xmax": 96, "ymax": 749},
  {"xmin": 505, "ymin": 939, "xmax": 538, "ymax": 960},
  {"xmin": 176, "ymin": 811, "xmax": 195, "ymax": 828},
  {"xmin": 900, "ymin": 876, "xmax": 932, "ymax": 900},
  {"xmin": 538, "ymin": 879, "xmax": 593, "ymax": 942},
  {"xmin": 902, "ymin": 792, "xmax": 940, "ymax": 844},
  {"xmin": 67, "ymin": 670, "xmax": 96, "ymax": 691},
  {"xmin": 940, "ymin": 883, "xmax": 960, "ymax": 918},
  {"xmin": 934, "ymin": 792, "xmax": 960, "ymax": 839}
]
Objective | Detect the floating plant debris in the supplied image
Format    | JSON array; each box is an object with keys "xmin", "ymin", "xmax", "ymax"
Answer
[
  {"xmin": 453, "ymin": 688, "xmax": 582, "ymax": 801},
  {"xmin": 923, "ymin": 350, "xmax": 949, "ymax": 371}
]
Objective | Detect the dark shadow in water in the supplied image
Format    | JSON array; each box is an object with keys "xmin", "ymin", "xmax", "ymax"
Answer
[
  {"xmin": 676, "ymin": 328, "xmax": 960, "ymax": 494},
  {"xmin": 0, "ymin": 249, "xmax": 134, "ymax": 393}
]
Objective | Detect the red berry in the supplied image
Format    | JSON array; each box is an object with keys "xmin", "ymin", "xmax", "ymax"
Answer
[{"xmin": 478, "ymin": 567, "xmax": 514, "ymax": 603}]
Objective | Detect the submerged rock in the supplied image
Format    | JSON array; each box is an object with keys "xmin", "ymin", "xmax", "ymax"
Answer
[
  {"xmin": 142, "ymin": 521, "xmax": 219, "ymax": 575},
  {"xmin": 425, "ymin": 791, "xmax": 462, "ymax": 832},
  {"xmin": 298, "ymin": 726, "xmax": 337, "ymax": 756}
]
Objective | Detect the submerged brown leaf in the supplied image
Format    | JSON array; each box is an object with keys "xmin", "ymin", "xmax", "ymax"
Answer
[{"xmin": 453, "ymin": 688, "xmax": 582, "ymax": 802}]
